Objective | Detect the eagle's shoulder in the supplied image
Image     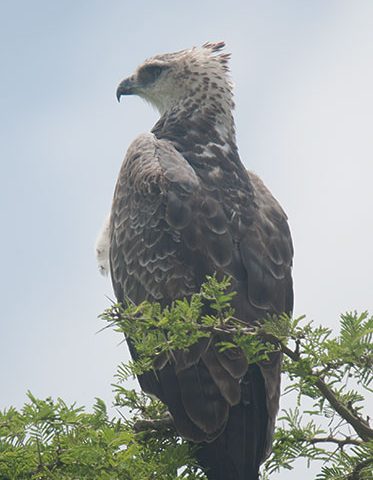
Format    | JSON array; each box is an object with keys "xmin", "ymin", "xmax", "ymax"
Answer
[
  {"xmin": 237, "ymin": 169, "xmax": 293, "ymax": 316},
  {"xmin": 248, "ymin": 170, "xmax": 289, "ymax": 223},
  {"xmin": 118, "ymin": 132, "xmax": 199, "ymax": 195},
  {"xmin": 248, "ymin": 169, "xmax": 293, "ymax": 264},
  {"xmin": 109, "ymin": 133, "xmax": 203, "ymax": 304}
]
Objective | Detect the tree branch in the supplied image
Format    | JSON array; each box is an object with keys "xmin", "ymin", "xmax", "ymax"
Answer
[
  {"xmin": 306, "ymin": 436, "xmax": 362, "ymax": 448},
  {"xmin": 314, "ymin": 377, "xmax": 373, "ymax": 442},
  {"xmin": 348, "ymin": 457, "xmax": 373, "ymax": 480},
  {"xmin": 262, "ymin": 333, "xmax": 373, "ymax": 442},
  {"xmin": 133, "ymin": 416, "xmax": 175, "ymax": 433}
]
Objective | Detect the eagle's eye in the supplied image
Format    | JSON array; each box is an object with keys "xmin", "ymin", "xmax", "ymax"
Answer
[{"xmin": 138, "ymin": 64, "xmax": 166, "ymax": 85}]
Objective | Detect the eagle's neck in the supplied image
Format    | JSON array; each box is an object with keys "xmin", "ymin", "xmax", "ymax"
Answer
[
  {"xmin": 152, "ymin": 93, "xmax": 255, "ymax": 219},
  {"xmin": 152, "ymin": 96, "xmax": 239, "ymax": 167}
]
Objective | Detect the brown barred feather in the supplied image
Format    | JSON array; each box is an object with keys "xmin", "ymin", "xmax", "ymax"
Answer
[{"xmin": 108, "ymin": 42, "xmax": 293, "ymax": 480}]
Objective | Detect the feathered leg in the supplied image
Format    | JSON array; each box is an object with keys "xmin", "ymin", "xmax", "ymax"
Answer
[{"xmin": 195, "ymin": 365, "xmax": 267, "ymax": 480}]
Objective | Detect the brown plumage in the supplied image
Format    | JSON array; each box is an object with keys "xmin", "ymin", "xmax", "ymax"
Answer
[{"xmin": 102, "ymin": 42, "xmax": 293, "ymax": 480}]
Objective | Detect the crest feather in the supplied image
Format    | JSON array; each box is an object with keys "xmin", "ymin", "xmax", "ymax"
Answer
[
  {"xmin": 202, "ymin": 41, "xmax": 226, "ymax": 52},
  {"xmin": 201, "ymin": 41, "xmax": 231, "ymax": 71}
]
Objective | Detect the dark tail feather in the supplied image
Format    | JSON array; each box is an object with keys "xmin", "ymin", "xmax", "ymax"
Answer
[{"xmin": 195, "ymin": 366, "xmax": 268, "ymax": 480}]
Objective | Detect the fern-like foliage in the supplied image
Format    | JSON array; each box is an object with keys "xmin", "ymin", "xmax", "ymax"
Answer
[
  {"xmin": 0, "ymin": 391, "xmax": 204, "ymax": 479},
  {"xmin": 0, "ymin": 278, "xmax": 372, "ymax": 479}
]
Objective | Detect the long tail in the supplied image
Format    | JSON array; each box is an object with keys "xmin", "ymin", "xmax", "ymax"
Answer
[{"xmin": 195, "ymin": 366, "xmax": 268, "ymax": 480}]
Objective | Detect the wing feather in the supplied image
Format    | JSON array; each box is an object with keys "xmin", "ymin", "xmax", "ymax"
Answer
[{"xmin": 108, "ymin": 133, "xmax": 293, "ymax": 458}]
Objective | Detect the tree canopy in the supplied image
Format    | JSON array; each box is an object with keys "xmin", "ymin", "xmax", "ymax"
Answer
[{"xmin": 0, "ymin": 277, "xmax": 372, "ymax": 479}]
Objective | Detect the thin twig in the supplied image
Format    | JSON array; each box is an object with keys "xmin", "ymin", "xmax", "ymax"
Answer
[{"xmin": 306, "ymin": 436, "xmax": 362, "ymax": 447}]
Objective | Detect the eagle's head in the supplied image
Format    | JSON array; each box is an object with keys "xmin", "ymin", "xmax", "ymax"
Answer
[{"xmin": 116, "ymin": 42, "xmax": 233, "ymax": 116}]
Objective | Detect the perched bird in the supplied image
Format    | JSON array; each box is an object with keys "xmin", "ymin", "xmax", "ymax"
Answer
[{"xmin": 97, "ymin": 42, "xmax": 293, "ymax": 480}]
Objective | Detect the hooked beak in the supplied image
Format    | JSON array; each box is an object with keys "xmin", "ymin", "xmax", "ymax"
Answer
[{"xmin": 116, "ymin": 76, "xmax": 137, "ymax": 102}]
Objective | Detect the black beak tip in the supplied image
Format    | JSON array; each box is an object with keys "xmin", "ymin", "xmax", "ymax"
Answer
[{"xmin": 116, "ymin": 78, "xmax": 135, "ymax": 103}]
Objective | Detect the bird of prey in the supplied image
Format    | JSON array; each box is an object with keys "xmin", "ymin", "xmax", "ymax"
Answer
[{"xmin": 96, "ymin": 42, "xmax": 293, "ymax": 480}]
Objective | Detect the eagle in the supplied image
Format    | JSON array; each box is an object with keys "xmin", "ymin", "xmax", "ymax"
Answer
[{"xmin": 96, "ymin": 42, "xmax": 293, "ymax": 480}]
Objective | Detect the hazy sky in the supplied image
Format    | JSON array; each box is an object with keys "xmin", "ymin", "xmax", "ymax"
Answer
[{"xmin": 1, "ymin": 1, "xmax": 372, "ymax": 478}]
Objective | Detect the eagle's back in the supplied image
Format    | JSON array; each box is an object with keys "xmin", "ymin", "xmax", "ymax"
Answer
[{"xmin": 109, "ymin": 129, "xmax": 293, "ymax": 478}]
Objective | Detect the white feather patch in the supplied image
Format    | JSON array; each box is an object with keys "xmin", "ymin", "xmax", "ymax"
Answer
[{"xmin": 95, "ymin": 215, "xmax": 111, "ymax": 276}]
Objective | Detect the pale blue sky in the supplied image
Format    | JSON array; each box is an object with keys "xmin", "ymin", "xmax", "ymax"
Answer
[{"xmin": 1, "ymin": 1, "xmax": 372, "ymax": 478}]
